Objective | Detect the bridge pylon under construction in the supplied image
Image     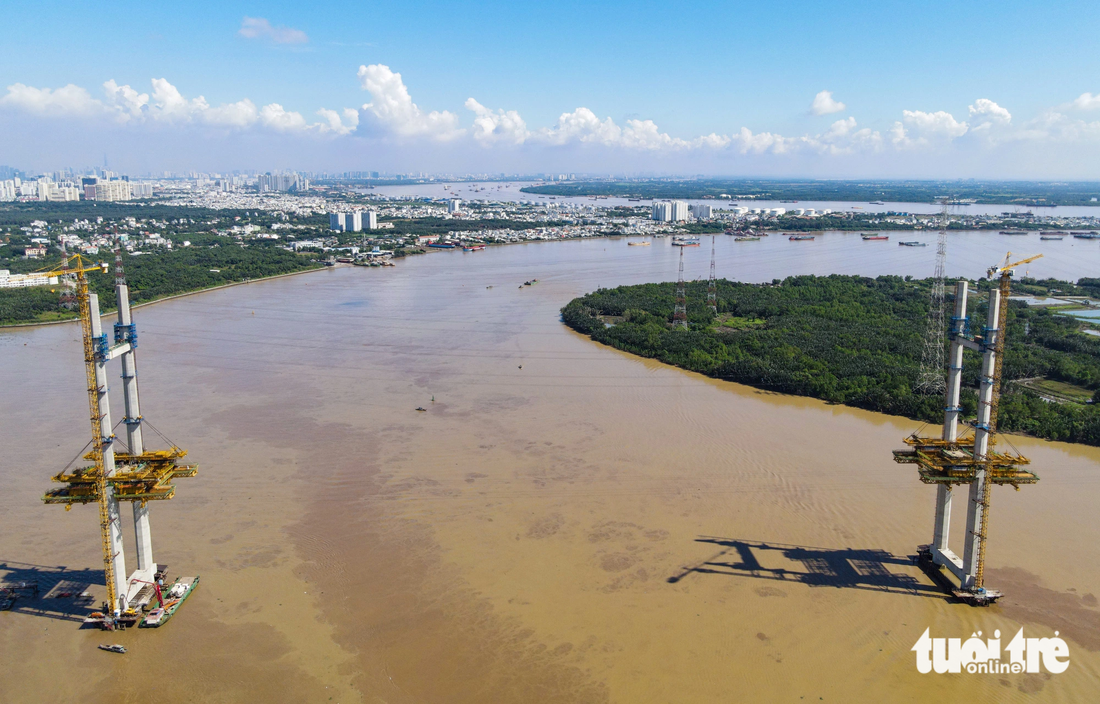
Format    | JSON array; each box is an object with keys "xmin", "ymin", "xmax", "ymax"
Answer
[
  {"xmin": 894, "ymin": 258, "xmax": 1041, "ymax": 605},
  {"xmin": 37, "ymin": 253, "xmax": 196, "ymax": 625}
]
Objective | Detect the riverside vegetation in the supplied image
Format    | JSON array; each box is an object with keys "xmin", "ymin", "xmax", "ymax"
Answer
[
  {"xmin": 0, "ymin": 243, "xmax": 320, "ymax": 325},
  {"xmin": 562, "ymin": 275, "xmax": 1100, "ymax": 446}
]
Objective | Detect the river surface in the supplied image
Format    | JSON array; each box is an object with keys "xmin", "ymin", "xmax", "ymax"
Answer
[
  {"xmin": 369, "ymin": 180, "xmax": 1100, "ymax": 218},
  {"xmin": 2, "ymin": 234, "xmax": 1099, "ymax": 703}
]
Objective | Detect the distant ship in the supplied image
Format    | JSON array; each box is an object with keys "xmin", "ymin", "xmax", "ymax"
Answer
[
  {"xmin": 899, "ymin": 241, "xmax": 927, "ymax": 247},
  {"xmin": 1040, "ymin": 236, "xmax": 1064, "ymax": 241},
  {"xmin": 862, "ymin": 234, "xmax": 889, "ymax": 241},
  {"xmin": 627, "ymin": 241, "xmax": 650, "ymax": 246},
  {"xmin": 789, "ymin": 235, "xmax": 815, "ymax": 241},
  {"xmin": 672, "ymin": 237, "xmax": 701, "ymax": 247},
  {"xmin": 735, "ymin": 236, "xmax": 760, "ymax": 242},
  {"xmin": 999, "ymin": 230, "xmax": 1029, "ymax": 235},
  {"xmin": 869, "ymin": 201, "xmax": 885, "ymax": 205}
]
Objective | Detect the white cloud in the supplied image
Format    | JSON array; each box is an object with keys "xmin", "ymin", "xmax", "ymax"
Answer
[
  {"xmin": 204, "ymin": 99, "xmax": 259, "ymax": 127},
  {"xmin": 14, "ymin": 68, "xmax": 1100, "ymax": 172},
  {"xmin": 968, "ymin": 98, "xmax": 1011, "ymax": 124},
  {"xmin": 259, "ymin": 103, "xmax": 308, "ymax": 131},
  {"xmin": 1072, "ymin": 92, "xmax": 1100, "ymax": 111},
  {"xmin": 239, "ymin": 17, "xmax": 309, "ymax": 45},
  {"xmin": 149, "ymin": 78, "xmax": 209, "ymax": 121},
  {"xmin": 811, "ymin": 90, "xmax": 846, "ymax": 116},
  {"xmin": 0, "ymin": 83, "xmax": 104, "ymax": 116},
  {"xmin": 539, "ymin": 107, "xmax": 621, "ymax": 145},
  {"xmin": 316, "ymin": 107, "xmax": 359, "ymax": 135},
  {"xmin": 902, "ymin": 109, "xmax": 969, "ymax": 138},
  {"xmin": 465, "ymin": 98, "xmax": 528, "ymax": 145},
  {"xmin": 102, "ymin": 80, "xmax": 148, "ymax": 121},
  {"xmin": 357, "ymin": 64, "xmax": 462, "ymax": 140}
]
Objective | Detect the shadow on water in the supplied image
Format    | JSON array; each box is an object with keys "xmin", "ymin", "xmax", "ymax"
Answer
[
  {"xmin": 0, "ymin": 561, "xmax": 104, "ymax": 622},
  {"xmin": 667, "ymin": 537, "xmax": 947, "ymax": 600}
]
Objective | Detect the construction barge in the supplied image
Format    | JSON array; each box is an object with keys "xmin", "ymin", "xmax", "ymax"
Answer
[{"xmin": 83, "ymin": 568, "xmax": 199, "ymax": 630}]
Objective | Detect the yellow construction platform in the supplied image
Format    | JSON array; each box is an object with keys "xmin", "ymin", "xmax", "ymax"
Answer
[
  {"xmin": 893, "ymin": 434, "xmax": 1038, "ymax": 487},
  {"xmin": 43, "ymin": 449, "xmax": 197, "ymax": 505}
]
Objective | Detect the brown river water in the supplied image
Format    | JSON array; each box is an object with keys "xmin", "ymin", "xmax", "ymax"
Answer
[{"xmin": 1, "ymin": 231, "xmax": 1099, "ymax": 702}]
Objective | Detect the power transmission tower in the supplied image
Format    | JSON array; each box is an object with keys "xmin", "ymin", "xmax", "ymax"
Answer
[
  {"xmin": 916, "ymin": 200, "xmax": 949, "ymax": 394},
  {"xmin": 673, "ymin": 247, "xmax": 688, "ymax": 328},
  {"xmin": 707, "ymin": 235, "xmax": 717, "ymax": 315}
]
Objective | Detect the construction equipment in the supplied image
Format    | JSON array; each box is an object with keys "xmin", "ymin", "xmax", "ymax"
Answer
[
  {"xmin": 893, "ymin": 253, "xmax": 1042, "ymax": 604},
  {"xmin": 34, "ymin": 253, "xmax": 196, "ymax": 624}
]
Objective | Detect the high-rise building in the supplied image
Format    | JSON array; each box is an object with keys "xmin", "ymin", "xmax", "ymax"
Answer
[
  {"xmin": 257, "ymin": 173, "xmax": 309, "ymax": 193},
  {"xmin": 130, "ymin": 183, "xmax": 154, "ymax": 198},
  {"xmin": 689, "ymin": 204, "xmax": 712, "ymax": 220},
  {"xmin": 670, "ymin": 201, "xmax": 689, "ymax": 222},
  {"xmin": 330, "ymin": 211, "xmax": 376, "ymax": 232},
  {"xmin": 448, "ymin": 199, "xmax": 462, "ymax": 214},
  {"xmin": 651, "ymin": 201, "xmax": 672, "ymax": 222}
]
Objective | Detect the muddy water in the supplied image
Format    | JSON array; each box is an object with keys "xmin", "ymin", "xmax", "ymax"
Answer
[{"xmin": 2, "ymin": 234, "xmax": 1099, "ymax": 703}]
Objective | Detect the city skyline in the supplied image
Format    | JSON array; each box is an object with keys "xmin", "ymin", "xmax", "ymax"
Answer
[{"xmin": 3, "ymin": 1, "xmax": 1100, "ymax": 177}]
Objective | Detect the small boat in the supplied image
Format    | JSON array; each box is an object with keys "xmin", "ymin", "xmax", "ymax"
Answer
[
  {"xmin": 98, "ymin": 644, "xmax": 126, "ymax": 654},
  {"xmin": 862, "ymin": 234, "xmax": 889, "ymax": 241},
  {"xmin": 735, "ymin": 236, "xmax": 760, "ymax": 242},
  {"xmin": 627, "ymin": 241, "xmax": 650, "ymax": 246},
  {"xmin": 789, "ymin": 235, "xmax": 815, "ymax": 241},
  {"xmin": 869, "ymin": 201, "xmax": 885, "ymax": 205},
  {"xmin": 1040, "ymin": 236, "xmax": 1064, "ymax": 241},
  {"xmin": 415, "ymin": 407, "xmax": 427, "ymax": 412},
  {"xmin": 899, "ymin": 241, "xmax": 927, "ymax": 247}
]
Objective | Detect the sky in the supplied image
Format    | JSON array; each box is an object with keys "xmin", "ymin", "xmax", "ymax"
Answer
[{"xmin": 3, "ymin": 0, "xmax": 1100, "ymax": 178}]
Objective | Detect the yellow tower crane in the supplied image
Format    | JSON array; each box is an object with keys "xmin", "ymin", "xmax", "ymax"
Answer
[
  {"xmin": 35, "ymin": 255, "xmax": 119, "ymax": 614},
  {"xmin": 973, "ymin": 252, "xmax": 1042, "ymax": 588}
]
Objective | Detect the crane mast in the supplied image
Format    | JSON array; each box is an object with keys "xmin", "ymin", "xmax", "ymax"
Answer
[
  {"xmin": 973, "ymin": 253, "xmax": 1042, "ymax": 588},
  {"xmin": 71, "ymin": 258, "xmax": 120, "ymax": 618}
]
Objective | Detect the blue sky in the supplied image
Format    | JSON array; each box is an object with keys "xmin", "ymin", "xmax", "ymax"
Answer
[{"xmin": 3, "ymin": 1, "xmax": 1100, "ymax": 176}]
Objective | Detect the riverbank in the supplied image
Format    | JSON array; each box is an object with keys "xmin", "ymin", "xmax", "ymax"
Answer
[
  {"xmin": 0, "ymin": 263, "xmax": 328, "ymax": 329},
  {"xmin": 562, "ymin": 275, "xmax": 1100, "ymax": 447}
]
